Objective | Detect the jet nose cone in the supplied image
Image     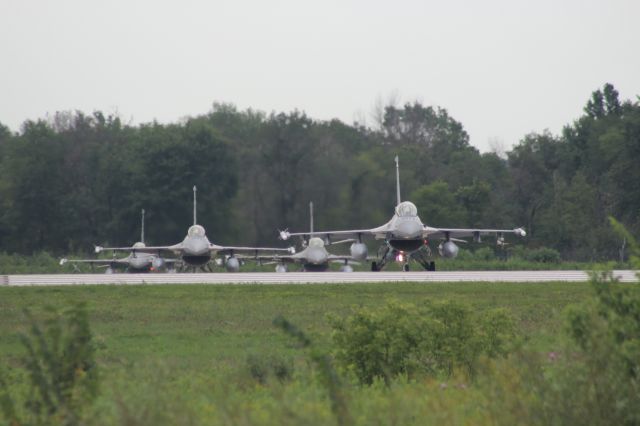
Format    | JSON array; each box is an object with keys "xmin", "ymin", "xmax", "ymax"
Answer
[
  {"xmin": 307, "ymin": 248, "xmax": 328, "ymax": 265},
  {"xmin": 396, "ymin": 220, "xmax": 423, "ymax": 239}
]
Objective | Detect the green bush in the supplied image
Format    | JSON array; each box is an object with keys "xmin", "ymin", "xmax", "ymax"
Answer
[
  {"xmin": 471, "ymin": 247, "xmax": 496, "ymax": 261},
  {"xmin": 558, "ymin": 270, "xmax": 640, "ymax": 422},
  {"xmin": 526, "ymin": 247, "xmax": 561, "ymax": 263},
  {"xmin": 483, "ymin": 270, "xmax": 640, "ymax": 426},
  {"xmin": 328, "ymin": 300, "xmax": 516, "ymax": 385},
  {"xmin": 482, "ymin": 219, "xmax": 640, "ymax": 425},
  {"xmin": 0, "ymin": 303, "xmax": 99, "ymax": 426},
  {"xmin": 0, "ymin": 251, "xmax": 62, "ymax": 274}
]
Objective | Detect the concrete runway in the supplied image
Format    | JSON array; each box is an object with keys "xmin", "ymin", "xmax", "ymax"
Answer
[{"xmin": 1, "ymin": 270, "xmax": 637, "ymax": 286}]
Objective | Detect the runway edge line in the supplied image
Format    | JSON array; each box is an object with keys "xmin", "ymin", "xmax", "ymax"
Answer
[{"xmin": 2, "ymin": 270, "xmax": 638, "ymax": 286}]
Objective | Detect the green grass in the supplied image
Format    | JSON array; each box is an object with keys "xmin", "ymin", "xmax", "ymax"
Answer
[
  {"xmin": 0, "ymin": 282, "xmax": 627, "ymax": 425},
  {"xmin": 0, "ymin": 282, "xmax": 591, "ymax": 358}
]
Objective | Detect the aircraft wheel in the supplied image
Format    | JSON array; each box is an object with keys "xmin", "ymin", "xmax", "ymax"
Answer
[
  {"xmin": 403, "ymin": 263, "xmax": 410, "ymax": 272},
  {"xmin": 429, "ymin": 261, "xmax": 436, "ymax": 272},
  {"xmin": 371, "ymin": 261, "xmax": 378, "ymax": 272}
]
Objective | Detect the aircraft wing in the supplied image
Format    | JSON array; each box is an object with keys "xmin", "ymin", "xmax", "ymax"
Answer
[
  {"xmin": 95, "ymin": 244, "xmax": 183, "ymax": 254},
  {"xmin": 424, "ymin": 226, "xmax": 527, "ymax": 240},
  {"xmin": 279, "ymin": 224, "xmax": 390, "ymax": 242},
  {"xmin": 59, "ymin": 258, "xmax": 129, "ymax": 266},
  {"xmin": 252, "ymin": 251, "xmax": 308, "ymax": 264},
  {"xmin": 210, "ymin": 245, "xmax": 295, "ymax": 255}
]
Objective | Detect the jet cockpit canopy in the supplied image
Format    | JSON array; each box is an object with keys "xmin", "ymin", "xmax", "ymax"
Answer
[
  {"xmin": 308, "ymin": 237, "xmax": 325, "ymax": 248},
  {"xmin": 188, "ymin": 225, "xmax": 206, "ymax": 238},
  {"xmin": 395, "ymin": 201, "xmax": 418, "ymax": 217}
]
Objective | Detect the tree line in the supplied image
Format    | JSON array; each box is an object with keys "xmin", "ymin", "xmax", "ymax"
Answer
[{"xmin": 0, "ymin": 83, "xmax": 638, "ymax": 261}]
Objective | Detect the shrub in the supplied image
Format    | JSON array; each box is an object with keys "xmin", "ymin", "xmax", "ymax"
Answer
[
  {"xmin": 556, "ymin": 270, "xmax": 640, "ymax": 422},
  {"xmin": 0, "ymin": 251, "xmax": 62, "ymax": 274},
  {"xmin": 513, "ymin": 219, "xmax": 640, "ymax": 425},
  {"xmin": 328, "ymin": 300, "xmax": 516, "ymax": 385},
  {"xmin": 471, "ymin": 247, "xmax": 496, "ymax": 261},
  {"xmin": 526, "ymin": 247, "xmax": 561, "ymax": 263},
  {"xmin": 0, "ymin": 303, "xmax": 98, "ymax": 426},
  {"xmin": 487, "ymin": 269, "xmax": 640, "ymax": 425}
]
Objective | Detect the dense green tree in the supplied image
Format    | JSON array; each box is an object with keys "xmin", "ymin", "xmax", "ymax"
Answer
[
  {"xmin": 128, "ymin": 120, "xmax": 238, "ymax": 246},
  {"xmin": 536, "ymin": 173, "xmax": 601, "ymax": 259},
  {"xmin": 507, "ymin": 131, "xmax": 562, "ymax": 238},
  {"xmin": 455, "ymin": 179, "xmax": 492, "ymax": 227},
  {"xmin": 0, "ymin": 84, "xmax": 637, "ymax": 261},
  {"xmin": 1, "ymin": 120, "xmax": 66, "ymax": 252},
  {"xmin": 411, "ymin": 181, "xmax": 466, "ymax": 227}
]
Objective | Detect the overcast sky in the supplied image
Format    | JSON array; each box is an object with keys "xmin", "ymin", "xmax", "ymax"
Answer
[{"xmin": 1, "ymin": 0, "xmax": 638, "ymax": 152}]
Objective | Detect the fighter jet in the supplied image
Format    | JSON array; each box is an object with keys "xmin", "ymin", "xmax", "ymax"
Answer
[
  {"xmin": 60, "ymin": 209, "xmax": 178, "ymax": 273},
  {"xmin": 96, "ymin": 186, "xmax": 293, "ymax": 272},
  {"xmin": 260, "ymin": 202, "xmax": 361, "ymax": 272},
  {"xmin": 280, "ymin": 156, "xmax": 526, "ymax": 271}
]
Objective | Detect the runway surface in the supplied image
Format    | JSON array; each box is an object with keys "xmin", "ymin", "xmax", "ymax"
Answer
[{"xmin": 1, "ymin": 270, "xmax": 637, "ymax": 286}]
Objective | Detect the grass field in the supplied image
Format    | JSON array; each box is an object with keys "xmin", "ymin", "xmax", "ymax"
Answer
[{"xmin": 0, "ymin": 281, "xmax": 637, "ymax": 425}]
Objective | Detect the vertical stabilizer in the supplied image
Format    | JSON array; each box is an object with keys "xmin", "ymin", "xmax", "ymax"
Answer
[
  {"xmin": 395, "ymin": 155, "xmax": 401, "ymax": 205},
  {"xmin": 193, "ymin": 185, "xmax": 197, "ymax": 225},
  {"xmin": 309, "ymin": 201, "xmax": 314, "ymax": 236},
  {"xmin": 140, "ymin": 209, "xmax": 145, "ymax": 244}
]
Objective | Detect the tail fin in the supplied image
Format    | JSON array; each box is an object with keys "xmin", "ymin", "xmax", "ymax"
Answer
[
  {"xmin": 140, "ymin": 208, "xmax": 145, "ymax": 244},
  {"xmin": 309, "ymin": 201, "xmax": 314, "ymax": 236},
  {"xmin": 193, "ymin": 185, "xmax": 197, "ymax": 225},
  {"xmin": 395, "ymin": 155, "xmax": 401, "ymax": 205}
]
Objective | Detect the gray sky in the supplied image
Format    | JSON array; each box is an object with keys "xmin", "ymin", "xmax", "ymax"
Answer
[{"xmin": 1, "ymin": 0, "xmax": 639, "ymax": 152}]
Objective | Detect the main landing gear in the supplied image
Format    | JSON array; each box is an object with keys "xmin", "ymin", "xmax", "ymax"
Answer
[
  {"xmin": 371, "ymin": 245, "xmax": 393, "ymax": 271},
  {"xmin": 413, "ymin": 245, "xmax": 436, "ymax": 271}
]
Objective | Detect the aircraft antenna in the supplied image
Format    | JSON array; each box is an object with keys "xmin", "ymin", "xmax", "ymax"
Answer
[
  {"xmin": 309, "ymin": 201, "xmax": 314, "ymax": 236},
  {"xmin": 395, "ymin": 155, "xmax": 401, "ymax": 205},
  {"xmin": 193, "ymin": 185, "xmax": 197, "ymax": 225},
  {"xmin": 141, "ymin": 208, "xmax": 145, "ymax": 244}
]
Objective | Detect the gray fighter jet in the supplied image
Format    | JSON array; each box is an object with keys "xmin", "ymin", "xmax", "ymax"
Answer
[
  {"xmin": 60, "ymin": 209, "xmax": 178, "ymax": 273},
  {"xmin": 259, "ymin": 202, "xmax": 361, "ymax": 272},
  {"xmin": 96, "ymin": 186, "xmax": 293, "ymax": 272},
  {"xmin": 280, "ymin": 156, "xmax": 526, "ymax": 271}
]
